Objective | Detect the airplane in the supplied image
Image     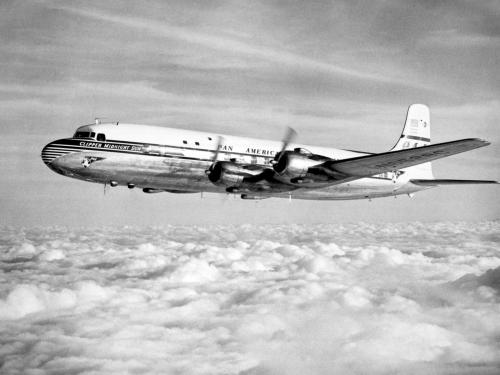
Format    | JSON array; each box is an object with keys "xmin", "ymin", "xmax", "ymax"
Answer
[{"xmin": 41, "ymin": 104, "xmax": 497, "ymax": 200}]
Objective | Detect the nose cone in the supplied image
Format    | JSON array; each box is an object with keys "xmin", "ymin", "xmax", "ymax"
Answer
[
  {"xmin": 41, "ymin": 139, "xmax": 89, "ymax": 178},
  {"xmin": 41, "ymin": 141, "xmax": 63, "ymax": 166},
  {"xmin": 41, "ymin": 140, "xmax": 75, "ymax": 176}
]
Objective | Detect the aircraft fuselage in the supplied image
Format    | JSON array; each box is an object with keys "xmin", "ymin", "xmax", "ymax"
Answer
[{"xmin": 41, "ymin": 122, "xmax": 425, "ymax": 200}]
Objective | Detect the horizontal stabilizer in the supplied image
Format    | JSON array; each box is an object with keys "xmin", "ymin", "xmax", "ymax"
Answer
[
  {"xmin": 410, "ymin": 179, "xmax": 498, "ymax": 186},
  {"xmin": 324, "ymin": 138, "xmax": 490, "ymax": 177}
]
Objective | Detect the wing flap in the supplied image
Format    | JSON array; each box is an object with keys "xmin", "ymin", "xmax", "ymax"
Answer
[{"xmin": 323, "ymin": 138, "xmax": 490, "ymax": 177}]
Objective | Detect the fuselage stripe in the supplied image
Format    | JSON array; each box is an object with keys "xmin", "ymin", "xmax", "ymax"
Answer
[
  {"xmin": 58, "ymin": 138, "xmax": 282, "ymax": 158},
  {"xmin": 45, "ymin": 139, "xmax": 278, "ymax": 161},
  {"xmin": 406, "ymin": 135, "xmax": 431, "ymax": 142},
  {"xmin": 43, "ymin": 147, "xmax": 78, "ymax": 151}
]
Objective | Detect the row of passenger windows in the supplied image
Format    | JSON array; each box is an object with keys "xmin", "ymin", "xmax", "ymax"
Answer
[
  {"xmin": 74, "ymin": 131, "xmax": 106, "ymax": 141},
  {"xmin": 74, "ymin": 131, "xmax": 214, "ymax": 147},
  {"xmin": 73, "ymin": 132, "xmax": 270, "ymax": 163},
  {"xmin": 182, "ymin": 136, "xmax": 212, "ymax": 146}
]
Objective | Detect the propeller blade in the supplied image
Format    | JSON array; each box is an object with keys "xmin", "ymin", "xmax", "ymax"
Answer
[
  {"xmin": 206, "ymin": 136, "xmax": 225, "ymax": 175},
  {"xmin": 280, "ymin": 127, "xmax": 297, "ymax": 154},
  {"xmin": 273, "ymin": 127, "xmax": 297, "ymax": 166},
  {"xmin": 212, "ymin": 135, "xmax": 224, "ymax": 164}
]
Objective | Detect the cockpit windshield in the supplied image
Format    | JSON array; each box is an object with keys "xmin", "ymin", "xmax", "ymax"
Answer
[
  {"xmin": 74, "ymin": 131, "xmax": 92, "ymax": 139},
  {"xmin": 73, "ymin": 131, "xmax": 101, "ymax": 139}
]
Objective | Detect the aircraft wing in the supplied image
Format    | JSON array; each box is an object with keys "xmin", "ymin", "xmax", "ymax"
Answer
[
  {"xmin": 320, "ymin": 138, "xmax": 490, "ymax": 178},
  {"xmin": 206, "ymin": 138, "xmax": 492, "ymax": 195},
  {"xmin": 410, "ymin": 179, "xmax": 498, "ymax": 186}
]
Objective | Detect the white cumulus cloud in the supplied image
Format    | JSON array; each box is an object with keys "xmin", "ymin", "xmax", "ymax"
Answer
[{"xmin": 0, "ymin": 222, "xmax": 499, "ymax": 374}]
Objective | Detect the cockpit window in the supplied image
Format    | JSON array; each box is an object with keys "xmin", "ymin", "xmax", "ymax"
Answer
[
  {"xmin": 96, "ymin": 133, "xmax": 106, "ymax": 142},
  {"xmin": 74, "ymin": 131, "xmax": 92, "ymax": 138}
]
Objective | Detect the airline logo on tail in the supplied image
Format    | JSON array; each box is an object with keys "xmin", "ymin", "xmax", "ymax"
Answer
[{"xmin": 392, "ymin": 104, "xmax": 431, "ymax": 150}]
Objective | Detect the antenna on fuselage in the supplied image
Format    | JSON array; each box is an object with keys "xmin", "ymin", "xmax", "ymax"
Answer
[{"xmin": 94, "ymin": 117, "xmax": 110, "ymax": 125}]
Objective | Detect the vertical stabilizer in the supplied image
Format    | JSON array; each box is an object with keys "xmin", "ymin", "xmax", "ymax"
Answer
[
  {"xmin": 392, "ymin": 104, "xmax": 433, "ymax": 179},
  {"xmin": 391, "ymin": 104, "xmax": 430, "ymax": 151}
]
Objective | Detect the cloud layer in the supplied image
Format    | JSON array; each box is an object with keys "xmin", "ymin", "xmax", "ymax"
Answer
[{"xmin": 1, "ymin": 222, "xmax": 499, "ymax": 374}]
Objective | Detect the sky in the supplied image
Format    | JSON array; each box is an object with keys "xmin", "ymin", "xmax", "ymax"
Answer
[
  {"xmin": 0, "ymin": 0, "xmax": 499, "ymax": 226},
  {"xmin": 1, "ymin": 223, "xmax": 499, "ymax": 374}
]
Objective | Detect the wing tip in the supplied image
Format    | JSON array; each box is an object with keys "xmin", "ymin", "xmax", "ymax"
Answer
[
  {"xmin": 411, "ymin": 179, "xmax": 499, "ymax": 186},
  {"xmin": 468, "ymin": 138, "xmax": 490, "ymax": 146}
]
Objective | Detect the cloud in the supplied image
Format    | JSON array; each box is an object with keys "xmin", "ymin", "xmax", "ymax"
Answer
[
  {"xmin": 0, "ymin": 222, "xmax": 499, "ymax": 374},
  {"xmin": 50, "ymin": 3, "xmax": 423, "ymax": 88},
  {"xmin": 0, "ymin": 281, "xmax": 111, "ymax": 320},
  {"xmin": 169, "ymin": 258, "xmax": 220, "ymax": 283},
  {"xmin": 421, "ymin": 29, "xmax": 500, "ymax": 48}
]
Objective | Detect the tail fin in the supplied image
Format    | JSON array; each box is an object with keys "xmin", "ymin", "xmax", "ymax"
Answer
[
  {"xmin": 391, "ymin": 104, "xmax": 430, "ymax": 151},
  {"xmin": 392, "ymin": 104, "xmax": 433, "ymax": 179}
]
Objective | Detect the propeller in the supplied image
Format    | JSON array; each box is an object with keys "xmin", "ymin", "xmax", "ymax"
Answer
[
  {"xmin": 272, "ymin": 126, "xmax": 297, "ymax": 168},
  {"xmin": 205, "ymin": 135, "xmax": 224, "ymax": 175},
  {"xmin": 280, "ymin": 126, "xmax": 297, "ymax": 155},
  {"xmin": 212, "ymin": 135, "xmax": 224, "ymax": 163}
]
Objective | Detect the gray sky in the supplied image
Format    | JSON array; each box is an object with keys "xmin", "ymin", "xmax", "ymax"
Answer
[{"xmin": 1, "ymin": 0, "xmax": 499, "ymax": 226}]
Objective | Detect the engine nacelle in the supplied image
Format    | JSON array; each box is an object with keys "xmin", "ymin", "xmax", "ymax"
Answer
[
  {"xmin": 207, "ymin": 161, "xmax": 247, "ymax": 186},
  {"xmin": 273, "ymin": 151, "xmax": 320, "ymax": 179}
]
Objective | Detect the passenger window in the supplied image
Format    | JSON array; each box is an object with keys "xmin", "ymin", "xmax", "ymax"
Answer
[
  {"xmin": 90, "ymin": 132, "xmax": 96, "ymax": 138},
  {"xmin": 195, "ymin": 142, "xmax": 200, "ymax": 146},
  {"xmin": 97, "ymin": 133, "xmax": 106, "ymax": 142},
  {"xmin": 183, "ymin": 140, "xmax": 187, "ymax": 144}
]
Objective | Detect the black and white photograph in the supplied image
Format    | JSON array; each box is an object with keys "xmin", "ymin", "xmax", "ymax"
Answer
[{"xmin": 1, "ymin": 1, "xmax": 499, "ymax": 374}]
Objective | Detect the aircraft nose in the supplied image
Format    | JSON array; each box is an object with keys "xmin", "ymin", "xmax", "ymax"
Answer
[
  {"xmin": 41, "ymin": 142, "xmax": 55, "ymax": 165},
  {"xmin": 41, "ymin": 141, "xmax": 68, "ymax": 166}
]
